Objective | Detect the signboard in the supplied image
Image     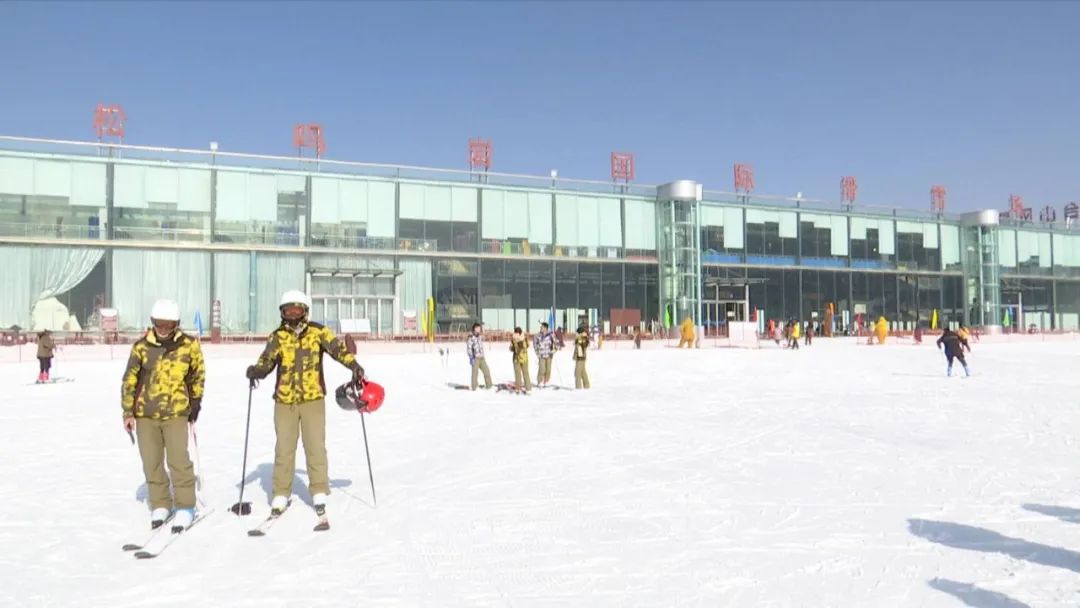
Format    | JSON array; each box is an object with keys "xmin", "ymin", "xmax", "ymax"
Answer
[
  {"xmin": 403, "ymin": 310, "xmax": 418, "ymax": 333},
  {"xmin": 100, "ymin": 308, "xmax": 118, "ymax": 332}
]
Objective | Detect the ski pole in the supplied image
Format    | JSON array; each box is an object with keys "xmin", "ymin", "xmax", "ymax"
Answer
[
  {"xmin": 230, "ymin": 381, "xmax": 255, "ymax": 516},
  {"xmin": 190, "ymin": 423, "xmax": 209, "ymax": 511},
  {"xmin": 360, "ymin": 411, "xmax": 376, "ymax": 507}
]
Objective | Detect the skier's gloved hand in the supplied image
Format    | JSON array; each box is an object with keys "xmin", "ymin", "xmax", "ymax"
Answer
[
  {"xmin": 245, "ymin": 365, "xmax": 261, "ymax": 380},
  {"xmin": 188, "ymin": 398, "xmax": 202, "ymax": 423},
  {"xmin": 351, "ymin": 363, "xmax": 365, "ymax": 384}
]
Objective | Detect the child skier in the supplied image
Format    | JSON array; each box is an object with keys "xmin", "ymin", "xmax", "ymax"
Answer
[
  {"xmin": 573, "ymin": 324, "xmax": 591, "ymax": 389},
  {"xmin": 121, "ymin": 299, "xmax": 205, "ymax": 531},
  {"xmin": 790, "ymin": 320, "xmax": 801, "ymax": 350},
  {"xmin": 533, "ymin": 322, "xmax": 555, "ymax": 386},
  {"xmin": 466, "ymin": 322, "xmax": 493, "ymax": 390},
  {"xmin": 510, "ymin": 327, "xmax": 532, "ymax": 392},
  {"xmin": 246, "ymin": 290, "xmax": 364, "ymax": 518},
  {"xmin": 36, "ymin": 329, "xmax": 55, "ymax": 383},
  {"xmin": 936, "ymin": 327, "xmax": 971, "ymax": 377}
]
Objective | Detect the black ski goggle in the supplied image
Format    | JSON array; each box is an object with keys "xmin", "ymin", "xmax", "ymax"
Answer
[
  {"xmin": 280, "ymin": 304, "xmax": 307, "ymax": 321},
  {"xmin": 151, "ymin": 319, "xmax": 178, "ymax": 334}
]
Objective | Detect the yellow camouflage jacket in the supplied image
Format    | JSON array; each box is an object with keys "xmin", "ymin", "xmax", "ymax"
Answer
[
  {"xmin": 121, "ymin": 330, "xmax": 205, "ymax": 420},
  {"xmin": 510, "ymin": 337, "xmax": 529, "ymax": 365},
  {"xmin": 573, "ymin": 333, "xmax": 590, "ymax": 361},
  {"xmin": 251, "ymin": 322, "xmax": 357, "ymax": 405}
]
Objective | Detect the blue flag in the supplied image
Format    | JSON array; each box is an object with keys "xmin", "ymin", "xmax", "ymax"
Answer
[{"xmin": 193, "ymin": 310, "xmax": 204, "ymax": 336}]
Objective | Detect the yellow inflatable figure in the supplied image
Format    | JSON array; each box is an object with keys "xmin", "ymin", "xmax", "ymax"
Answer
[
  {"xmin": 875, "ymin": 316, "xmax": 889, "ymax": 344},
  {"xmin": 678, "ymin": 317, "xmax": 695, "ymax": 348}
]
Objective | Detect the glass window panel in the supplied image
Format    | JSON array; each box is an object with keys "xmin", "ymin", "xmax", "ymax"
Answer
[
  {"xmin": 878, "ymin": 220, "xmax": 895, "ymax": 255},
  {"xmin": 481, "ymin": 189, "xmax": 505, "ymax": 240},
  {"xmin": 451, "ymin": 186, "xmax": 477, "ymax": 223},
  {"xmin": 504, "ymin": 191, "xmax": 529, "ymax": 238},
  {"xmin": 311, "ymin": 177, "xmax": 340, "ymax": 224},
  {"xmin": 424, "ymin": 185, "xmax": 451, "ymax": 222},
  {"xmin": 723, "ymin": 208, "xmax": 744, "ymax": 249},
  {"xmin": 115, "ymin": 164, "xmax": 147, "ymax": 209},
  {"xmin": 34, "ymin": 160, "xmax": 72, "ymax": 198},
  {"xmin": 998, "ymin": 228, "xmax": 1017, "ymax": 268},
  {"xmin": 598, "ymin": 197, "xmax": 622, "ymax": 247},
  {"xmin": 177, "ymin": 169, "xmax": 211, "ymax": 212},
  {"xmin": 366, "ymin": 181, "xmax": 396, "ymax": 238},
  {"xmin": 0, "ymin": 156, "xmax": 34, "ymax": 195},
  {"xmin": 521, "ymin": 192, "xmax": 551, "ymax": 245},
  {"xmin": 577, "ymin": 196, "xmax": 599, "ymax": 248},
  {"xmin": 71, "ymin": 162, "xmax": 107, "ymax": 207},
  {"xmin": 555, "ymin": 194, "xmax": 579, "ymax": 247},
  {"xmin": 399, "ymin": 183, "xmax": 424, "ymax": 219},
  {"xmin": 941, "ymin": 224, "xmax": 961, "ymax": 269}
]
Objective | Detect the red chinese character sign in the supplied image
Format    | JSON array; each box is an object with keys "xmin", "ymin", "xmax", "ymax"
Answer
[
  {"xmin": 611, "ymin": 152, "xmax": 635, "ymax": 182},
  {"xmin": 841, "ymin": 176, "xmax": 857, "ymax": 205},
  {"xmin": 734, "ymin": 163, "xmax": 754, "ymax": 193},
  {"xmin": 469, "ymin": 138, "xmax": 492, "ymax": 171},
  {"xmin": 93, "ymin": 104, "xmax": 126, "ymax": 141},
  {"xmin": 1009, "ymin": 194, "xmax": 1025, "ymax": 218},
  {"xmin": 293, "ymin": 124, "xmax": 326, "ymax": 157},
  {"xmin": 930, "ymin": 185, "xmax": 946, "ymax": 213}
]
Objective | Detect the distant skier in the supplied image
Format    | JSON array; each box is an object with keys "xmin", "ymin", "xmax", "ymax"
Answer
[
  {"xmin": 555, "ymin": 326, "xmax": 566, "ymax": 349},
  {"xmin": 246, "ymin": 290, "xmax": 364, "ymax": 518},
  {"xmin": 804, "ymin": 321, "xmax": 814, "ymax": 346},
  {"xmin": 913, "ymin": 325, "xmax": 924, "ymax": 344},
  {"xmin": 936, "ymin": 327, "xmax": 971, "ymax": 377},
  {"xmin": 121, "ymin": 299, "xmax": 205, "ymax": 531},
  {"xmin": 533, "ymin": 322, "xmax": 555, "ymax": 386},
  {"xmin": 633, "ymin": 326, "xmax": 643, "ymax": 350},
  {"xmin": 36, "ymin": 329, "xmax": 55, "ymax": 383},
  {"xmin": 510, "ymin": 327, "xmax": 532, "ymax": 393},
  {"xmin": 790, "ymin": 320, "xmax": 801, "ymax": 350},
  {"xmin": 465, "ymin": 322, "xmax": 493, "ymax": 390},
  {"xmin": 573, "ymin": 324, "xmax": 591, "ymax": 389}
]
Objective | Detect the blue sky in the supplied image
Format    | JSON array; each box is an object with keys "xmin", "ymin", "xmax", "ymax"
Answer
[{"xmin": 2, "ymin": 1, "xmax": 1079, "ymax": 212}]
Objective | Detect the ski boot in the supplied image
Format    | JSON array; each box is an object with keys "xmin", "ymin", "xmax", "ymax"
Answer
[
  {"xmin": 150, "ymin": 507, "xmax": 171, "ymax": 530},
  {"xmin": 171, "ymin": 508, "xmax": 195, "ymax": 534},
  {"xmin": 270, "ymin": 495, "xmax": 289, "ymax": 517},
  {"xmin": 313, "ymin": 493, "xmax": 328, "ymax": 518}
]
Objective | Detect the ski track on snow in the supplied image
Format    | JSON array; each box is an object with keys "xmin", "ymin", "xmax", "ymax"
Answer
[{"xmin": 0, "ymin": 340, "xmax": 1079, "ymax": 606}]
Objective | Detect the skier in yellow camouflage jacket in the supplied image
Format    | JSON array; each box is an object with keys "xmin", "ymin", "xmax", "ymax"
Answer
[
  {"xmin": 246, "ymin": 290, "xmax": 364, "ymax": 517},
  {"xmin": 509, "ymin": 327, "xmax": 532, "ymax": 392},
  {"xmin": 121, "ymin": 299, "xmax": 205, "ymax": 531}
]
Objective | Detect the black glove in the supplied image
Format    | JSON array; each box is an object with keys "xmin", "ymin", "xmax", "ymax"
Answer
[
  {"xmin": 246, "ymin": 365, "xmax": 261, "ymax": 380},
  {"xmin": 188, "ymin": 398, "xmax": 202, "ymax": 423},
  {"xmin": 351, "ymin": 363, "xmax": 365, "ymax": 384}
]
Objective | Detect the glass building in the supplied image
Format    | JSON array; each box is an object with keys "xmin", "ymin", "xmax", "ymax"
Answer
[{"xmin": 1, "ymin": 136, "xmax": 1078, "ymax": 336}]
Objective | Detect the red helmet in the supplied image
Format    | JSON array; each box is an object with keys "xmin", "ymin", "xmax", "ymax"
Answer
[{"xmin": 335, "ymin": 379, "xmax": 385, "ymax": 413}]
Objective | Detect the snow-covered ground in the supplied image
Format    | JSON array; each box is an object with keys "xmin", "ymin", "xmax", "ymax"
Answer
[{"xmin": 2, "ymin": 337, "xmax": 1079, "ymax": 607}]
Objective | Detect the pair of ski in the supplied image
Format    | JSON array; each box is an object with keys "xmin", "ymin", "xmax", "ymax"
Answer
[
  {"xmin": 247, "ymin": 500, "xmax": 329, "ymax": 536},
  {"xmin": 121, "ymin": 509, "xmax": 214, "ymax": 559}
]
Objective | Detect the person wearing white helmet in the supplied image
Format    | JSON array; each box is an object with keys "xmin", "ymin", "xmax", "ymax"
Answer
[
  {"xmin": 246, "ymin": 290, "xmax": 364, "ymax": 519},
  {"xmin": 120, "ymin": 298, "xmax": 206, "ymax": 532}
]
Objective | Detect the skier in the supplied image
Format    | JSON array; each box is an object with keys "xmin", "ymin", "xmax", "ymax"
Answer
[
  {"xmin": 913, "ymin": 325, "xmax": 924, "ymax": 344},
  {"xmin": 245, "ymin": 290, "xmax": 364, "ymax": 518},
  {"xmin": 36, "ymin": 329, "xmax": 55, "ymax": 383},
  {"xmin": 573, "ymin": 324, "xmax": 591, "ymax": 389},
  {"xmin": 533, "ymin": 321, "xmax": 555, "ymax": 386},
  {"xmin": 936, "ymin": 327, "xmax": 971, "ymax": 377},
  {"xmin": 121, "ymin": 299, "xmax": 205, "ymax": 531},
  {"xmin": 554, "ymin": 326, "xmax": 566, "ymax": 349},
  {"xmin": 790, "ymin": 320, "xmax": 801, "ymax": 350},
  {"xmin": 633, "ymin": 326, "xmax": 642, "ymax": 350},
  {"xmin": 466, "ymin": 322, "xmax": 493, "ymax": 390},
  {"xmin": 678, "ymin": 317, "xmax": 695, "ymax": 348},
  {"xmin": 804, "ymin": 321, "xmax": 814, "ymax": 346},
  {"xmin": 510, "ymin": 327, "xmax": 532, "ymax": 392}
]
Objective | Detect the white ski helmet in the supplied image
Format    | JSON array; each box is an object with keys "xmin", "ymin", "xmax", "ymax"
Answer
[
  {"xmin": 150, "ymin": 299, "xmax": 181, "ymax": 322},
  {"xmin": 279, "ymin": 290, "xmax": 312, "ymax": 310}
]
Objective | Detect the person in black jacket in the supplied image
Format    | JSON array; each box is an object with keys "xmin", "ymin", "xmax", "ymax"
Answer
[{"xmin": 936, "ymin": 328, "xmax": 971, "ymax": 377}]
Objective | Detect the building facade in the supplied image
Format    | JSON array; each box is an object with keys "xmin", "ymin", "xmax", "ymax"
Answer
[{"xmin": 1, "ymin": 136, "xmax": 1078, "ymax": 336}]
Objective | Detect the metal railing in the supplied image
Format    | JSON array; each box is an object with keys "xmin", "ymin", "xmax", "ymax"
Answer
[
  {"xmin": 114, "ymin": 226, "xmax": 209, "ymax": 242},
  {"xmin": 0, "ymin": 221, "xmax": 99, "ymax": 240}
]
